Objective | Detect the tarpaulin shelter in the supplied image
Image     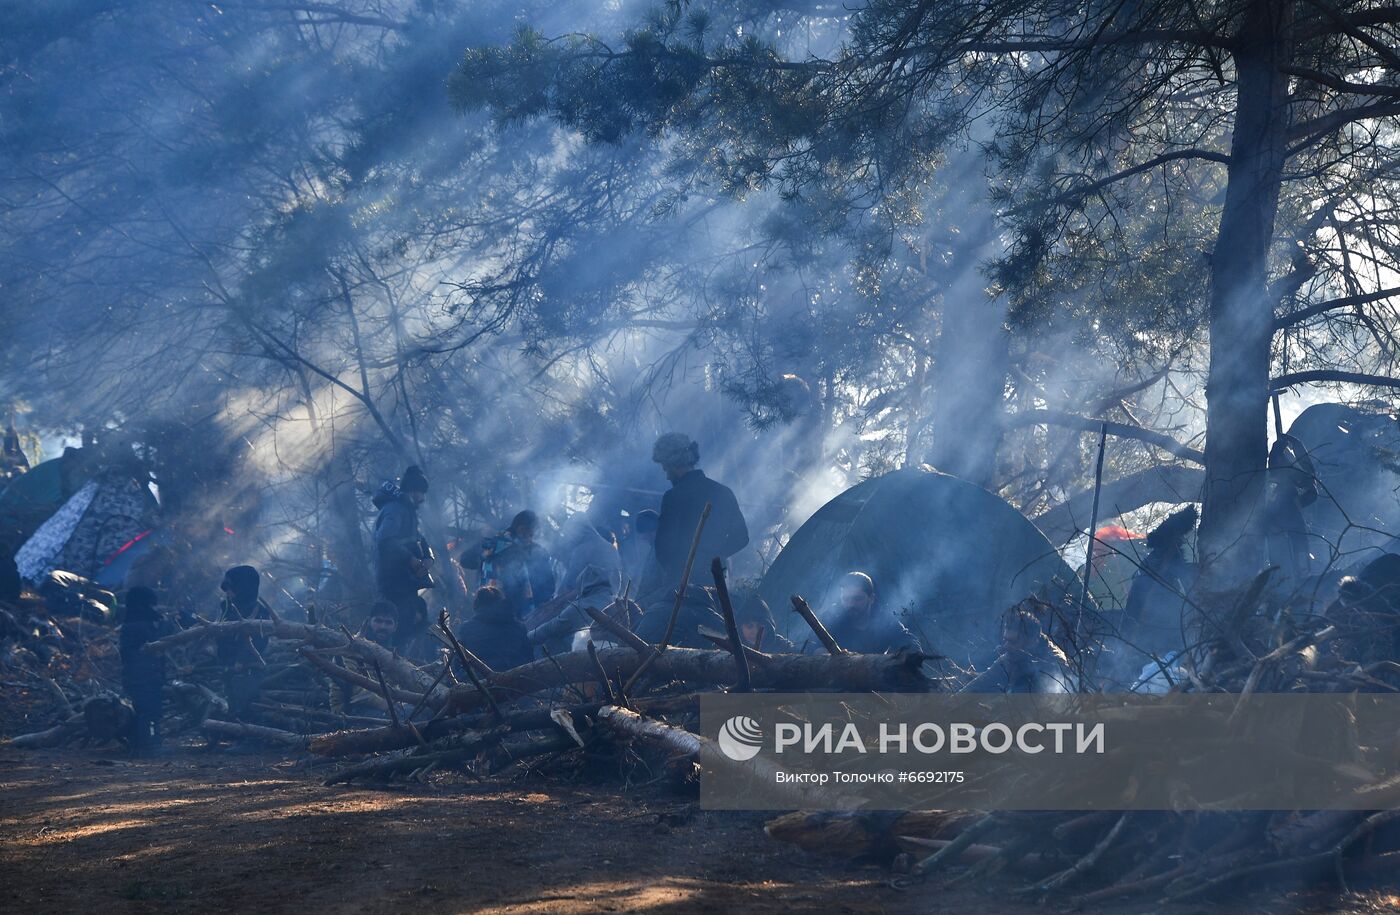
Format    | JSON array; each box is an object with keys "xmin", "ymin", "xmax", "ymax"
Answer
[
  {"xmin": 759, "ymin": 468, "xmax": 1076, "ymax": 666},
  {"xmin": 14, "ymin": 475, "xmax": 157, "ymax": 584},
  {"xmin": 1288, "ymin": 404, "xmax": 1400, "ymax": 563}
]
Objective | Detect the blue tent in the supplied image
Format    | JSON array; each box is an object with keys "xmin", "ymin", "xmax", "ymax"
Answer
[{"xmin": 94, "ymin": 527, "xmax": 173, "ymax": 589}]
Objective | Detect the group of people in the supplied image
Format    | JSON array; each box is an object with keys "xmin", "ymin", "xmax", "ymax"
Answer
[
  {"xmin": 109, "ymin": 431, "xmax": 956, "ymax": 753},
  {"xmin": 118, "ymin": 562, "xmax": 273, "ymax": 754},
  {"xmin": 369, "ymin": 433, "xmax": 921, "ymax": 675}
]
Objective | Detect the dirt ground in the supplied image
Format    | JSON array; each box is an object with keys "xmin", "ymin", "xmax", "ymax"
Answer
[{"xmin": 2, "ymin": 744, "xmax": 1397, "ymax": 915}]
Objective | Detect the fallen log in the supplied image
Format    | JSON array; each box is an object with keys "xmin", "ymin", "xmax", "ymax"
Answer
[
  {"xmin": 297, "ymin": 647, "xmax": 428, "ymax": 706},
  {"xmin": 144, "ymin": 619, "xmax": 441, "ymax": 698},
  {"xmin": 912, "ymin": 813, "xmax": 999, "ymax": 875},
  {"xmin": 145, "ymin": 618, "xmax": 339, "ymax": 653},
  {"xmin": 325, "ymin": 726, "xmax": 511, "ymax": 784},
  {"xmin": 594, "ymin": 705, "xmax": 865, "ymax": 807},
  {"xmin": 252, "ymin": 702, "xmax": 388, "ymax": 729},
  {"xmin": 201, "ymin": 719, "xmax": 311, "ymax": 749},
  {"xmin": 445, "ymin": 646, "xmax": 931, "ymax": 715},
  {"xmin": 310, "ymin": 694, "xmax": 699, "ymax": 757},
  {"xmin": 1022, "ymin": 811, "xmax": 1133, "ymax": 895},
  {"xmin": 4, "ymin": 714, "xmax": 84, "ymax": 748}
]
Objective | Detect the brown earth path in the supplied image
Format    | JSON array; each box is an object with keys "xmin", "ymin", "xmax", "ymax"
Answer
[{"xmin": 1, "ymin": 746, "xmax": 1393, "ymax": 914}]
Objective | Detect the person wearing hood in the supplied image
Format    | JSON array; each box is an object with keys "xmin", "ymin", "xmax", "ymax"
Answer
[
  {"xmin": 651, "ymin": 433, "xmax": 749, "ymax": 582},
  {"xmin": 458, "ymin": 585, "xmax": 533, "ymax": 671},
  {"xmin": 527, "ymin": 515, "xmax": 622, "ymax": 655},
  {"xmin": 373, "ymin": 465, "xmax": 433, "ymax": 656},
  {"xmin": 120, "ymin": 585, "xmax": 172, "ymax": 754},
  {"xmin": 218, "ymin": 564, "xmax": 271, "ymax": 720},
  {"xmin": 732, "ymin": 588, "xmax": 794, "ymax": 653}
]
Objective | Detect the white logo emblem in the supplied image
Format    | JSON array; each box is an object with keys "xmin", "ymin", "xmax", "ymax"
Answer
[{"xmin": 718, "ymin": 715, "xmax": 764, "ymax": 761}]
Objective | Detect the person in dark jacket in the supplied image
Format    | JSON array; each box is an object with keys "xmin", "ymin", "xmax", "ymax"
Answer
[
  {"xmin": 457, "ymin": 585, "xmax": 533, "ymax": 672},
  {"xmin": 0, "ymin": 536, "xmax": 20, "ymax": 604},
  {"xmin": 468, "ymin": 510, "xmax": 555, "ymax": 620},
  {"xmin": 218, "ymin": 564, "xmax": 271, "ymax": 720},
  {"xmin": 732, "ymin": 586, "xmax": 794, "ymax": 652},
  {"xmin": 652, "ymin": 433, "xmax": 749, "ymax": 581},
  {"xmin": 633, "ymin": 584, "xmax": 725, "ymax": 649},
  {"xmin": 1263, "ymin": 434, "xmax": 1318, "ymax": 583},
  {"xmin": 960, "ymin": 603, "xmax": 1070, "ymax": 694},
  {"xmin": 373, "ymin": 465, "xmax": 433, "ymax": 656},
  {"xmin": 1121, "ymin": 506, "xmax": 1198, "ymax": 659},
  {"xmin": 120, "ymin": 586, "xmax": 170, "ymax": 754},
  {"xmin": 1324, "ymin": 553, "xmax": 1400, "ymax": 673},
  {"xmin": 809, "ymin": 572, "xmax": 920, "ymax": 655}
]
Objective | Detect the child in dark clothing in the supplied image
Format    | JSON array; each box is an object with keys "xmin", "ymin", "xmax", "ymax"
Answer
[{"xmin": 120, "ymin": 586, "xmax": 170, "ymax": 753}]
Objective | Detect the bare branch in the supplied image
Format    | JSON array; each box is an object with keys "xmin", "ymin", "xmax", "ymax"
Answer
[{"xmin": 1002, "ymin": 410, "xmax": 1205, "ymax": 464}]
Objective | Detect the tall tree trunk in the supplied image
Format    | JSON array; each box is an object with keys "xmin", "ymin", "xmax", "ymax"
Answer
[
  {"xmin": 1198, "ymin": 0, "xmax": 1292, "ymax": 581},
  {"xmin": 324, "ymin": 446, "xmax": 372, "ymax": 602}
]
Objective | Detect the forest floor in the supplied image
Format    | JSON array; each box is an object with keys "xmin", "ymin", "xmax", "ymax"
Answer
[{"xmin": 2, "ymin": 743, "xmax": 1397, "ymax": 915}]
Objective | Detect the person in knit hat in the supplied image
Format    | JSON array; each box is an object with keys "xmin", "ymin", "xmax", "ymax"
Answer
[
  {"xmin": 373, "ymin": 465, "xmax": 433, "ymax": 656},
  {"xmin": 650, "ymin": 433, "xmax": 749, "ymax": 592}
]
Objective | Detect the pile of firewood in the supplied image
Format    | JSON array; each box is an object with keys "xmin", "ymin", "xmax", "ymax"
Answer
[
  {"xmin": 760, "ymin": 569, "xmax": 1400, "ymax": 905},
  {"xmin": 126, "ymin": 574, "xmax": 935, "ymax": 774}
]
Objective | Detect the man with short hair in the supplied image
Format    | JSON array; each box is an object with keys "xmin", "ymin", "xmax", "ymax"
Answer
[
  {"xmin": 329, "ymin": 601, "xmax": 399, "ymax": 714},
  {"xmin": 362, "ymin": 600, "xmax": 399, "ymax": 647},
  {"xmin": 651, "ymin": 433, "xmax": 749, "ymax": 582},
  {"xmin": 373, "ymin": 465, "xmax": 433, "ymax": 656},
  {"xmin": 960, "ymin": 603, "xmax": 1070, "ymax": 694},
  {"xmin": 811, "ymin": 571, "xmax": 920, "ymax": 655}
]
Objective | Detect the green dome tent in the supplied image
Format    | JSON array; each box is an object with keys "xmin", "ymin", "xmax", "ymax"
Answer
[
  {"xmin": 0, "ymin": 453, "xmax": 92, "ymax": 543},
  {"xmin": 759, "ymin": 468, "xmax": 1076, "ymax": 666}
]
